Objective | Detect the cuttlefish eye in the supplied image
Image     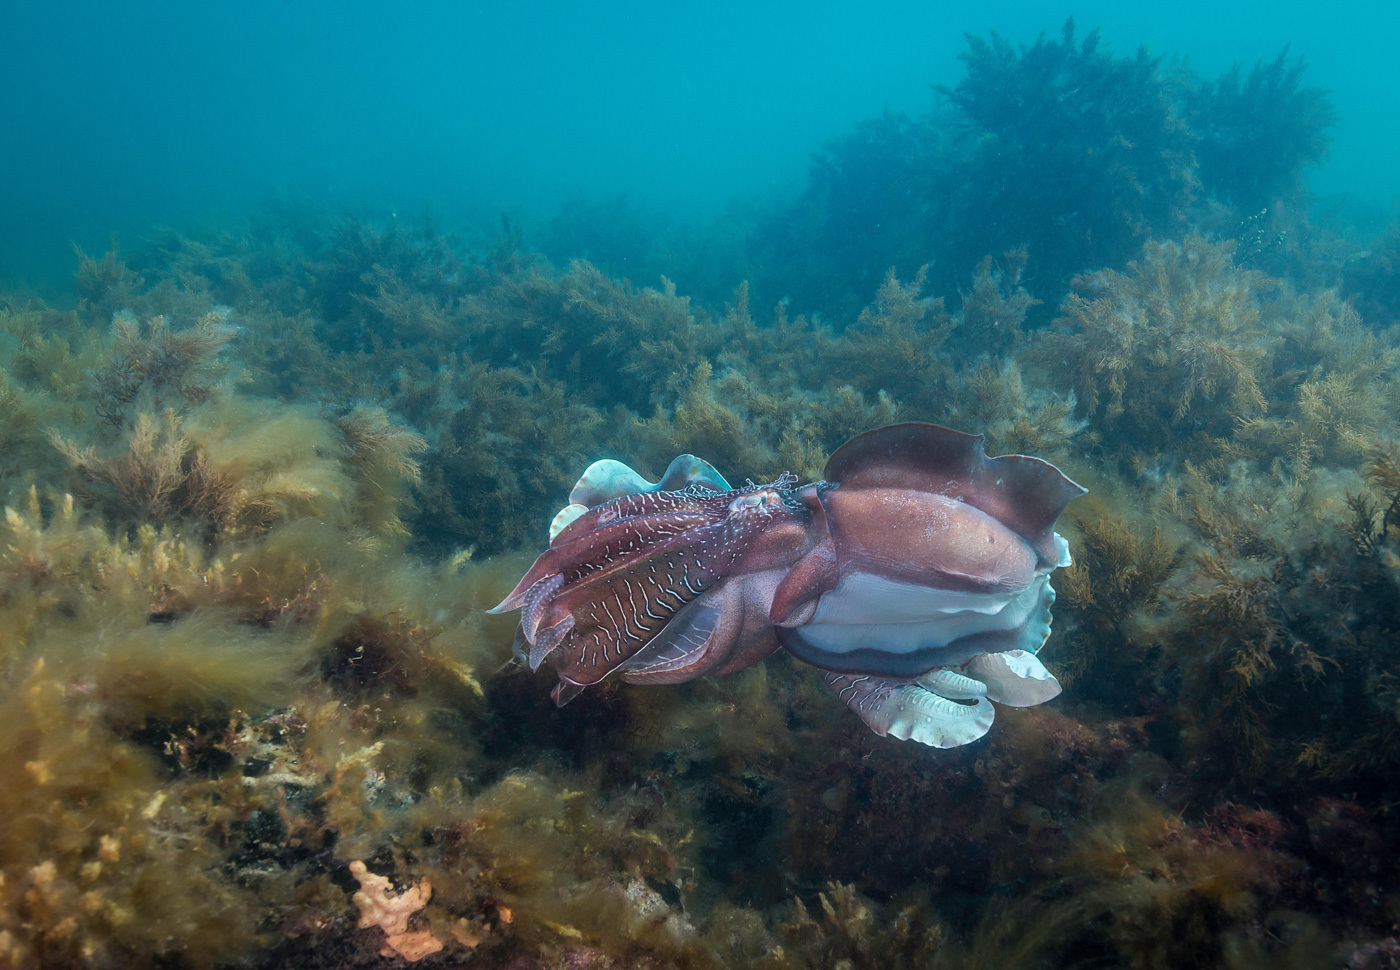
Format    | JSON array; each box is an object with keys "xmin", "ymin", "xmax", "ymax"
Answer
[
  {"xmin": 730, "ymin": 493, "xmax": 764, "ymax": 512},
  {"xmin": 729, "ymin": 490, "xmax": 781, "ymax": 513}
]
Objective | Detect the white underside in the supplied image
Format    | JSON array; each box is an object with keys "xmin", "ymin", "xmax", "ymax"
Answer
[{"xmin": 800, "ymin": 571, "xmax": 1049, "ymax": 655}]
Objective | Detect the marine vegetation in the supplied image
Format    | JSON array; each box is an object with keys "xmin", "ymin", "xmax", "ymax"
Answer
[
  {"xmin": 944, "ymin": 22, "xmax": 1197, "ymax": 293},
  {"xmin": 749, "ymin": 20, "xmax": 1334, "ymax": 321},
  {"xmin": 1344, "ymin": 221, "xmax": 1400, "ymax": 327},
  {"xmin": 1182, "ymin": 50, "xmax": 1338, "ymax": 214},
  {"xmin": 1031, "ymin": 233, "xmax": 1273, "ymax": 462},
  {"xmin": 1, "ymin": 16, "xmax": 1398, "ymax": 970}
]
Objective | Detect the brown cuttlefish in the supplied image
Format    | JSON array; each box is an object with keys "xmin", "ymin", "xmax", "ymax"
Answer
[{"xmin": 490, "ymin": 423, "xmax": 1085, "ymax": 748}]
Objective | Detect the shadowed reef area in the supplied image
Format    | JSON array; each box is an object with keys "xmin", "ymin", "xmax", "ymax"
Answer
[{"xmin": 3, "ymin": 19, "xmax": 1400, "ymax": 970}]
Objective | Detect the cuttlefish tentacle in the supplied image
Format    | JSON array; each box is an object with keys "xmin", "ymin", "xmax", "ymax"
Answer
[
  {"xmin": 527, "ymin": 614, "xmax": 575, "ymax": 672},
  {"xmin": 490, "ymin": 502, "xmax": 716, "ymax": 614},
  {"xmin": 616, "ymin": 594, "xmax": 726, "ymax": 683},
  {"xmin": 963, "ymin": 649, "xmax": 1062, "ymax": 706},
  {"xmin": 520, "ymin": 574, "xmax": 565, "ymax": 643},
  {"xmin": 547, "ymin": 488, "xmax": 794, "ymax": 694}
]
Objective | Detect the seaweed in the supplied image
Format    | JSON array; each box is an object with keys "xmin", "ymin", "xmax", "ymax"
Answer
[
  {"xmin": 751, "ymin": 110, "xmax": 959, "ymax": 320},
  {"xmin": 954, "ymin": 248, "xmax": 1039, "ymax": 360},
  {"xmin": 1184, "ymin": 50, "xmax": 1337, "ymax": 214},
  {"xmin": 50, "ymin": 409, "xmax": 232, "ymax": 527},
  {"xmin": 1365, "ymin": 439, "xmax": 1400, "ymax": 541},
  {"xmin": 72, "ymin": 242, "xmax": 145, "ymax": 324},
  {"xmin": 331, "ymin": 404, "xmax": 428, "ymax": 538},
  {"xmin": 405, "ymin": 357, "xmax": 607, "ymax": 554},
  {"xmin": 1149, "ymin": 453, "xmax": 1400, "ymax": 792},
  {"xmin": 1054, "ymin": 495, "xmax": 1181, "ymax": 695},
  {"xmin": 1031, "ymin": 233, "xmax": 1272, "ymax": 464},
  {"xmin": 776, "ymin": 883, "xmax": 947, "ymax": 970},
  {"xmin": 1344, "ymin": 222, "xmax": 1400, "ymax": 326},
  {"xmin": 302, "ymin": 213, "xmax": 474, "ymax": 352},
  {"xmin": 822, "ymin": 267, "xmax": 952, "ymax": 414},
  {"xmin": 92, "ymin": 311, "xmax": 235, "ymax": 427},
  {"xmin": 945, "ymin": 21, "xmax": 1197, "ymax": 293},
  {"xmin": 1171, "ymin": 548, "xmax": 1296, "ymax": 777},
  {"xmin": 752, "ymin": 22, "xmax": 1334, "ymax": 327},
  {"xmin": 10, "ymin": 211, "xmax": 1398, "ymax": 966},
  {"xmin": 1054, "ymin": 784, "xmax": 1319, "ymax": 970},
  {"xmin": 941, "ymin": 359, "xmax": 1085, "ymax": 460},
  {"xmin": 540, "ymin": 194, "xmax": 754, "ymax": 310},
  {"xmin": 1233, "ymin": 292, "xmax": 1399, "ymax": 470},
  {"xmin": 459, "ymin": 259, "xmax": 718, "ymax": 415}
]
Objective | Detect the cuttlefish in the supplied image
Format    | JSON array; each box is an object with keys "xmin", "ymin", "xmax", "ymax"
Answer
[{"xmin": 490, "ymin": 423, "xmax": 1085, "ymax": 748}]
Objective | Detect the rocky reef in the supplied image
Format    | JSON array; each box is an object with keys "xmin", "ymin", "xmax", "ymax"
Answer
[{"xmin": 2, "ymin": 19, "xmax": 1399, "ymax": 970}]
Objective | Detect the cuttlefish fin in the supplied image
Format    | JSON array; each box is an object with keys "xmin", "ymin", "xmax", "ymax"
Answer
[
  {"xmin": 620, "ymin": 595, "xmax": 725, "ymax": 685},
  {"xmin": 824, "ymin": 672, "xmax": 994, "ymax": 748},
  {"xmin": 549, "ymin": 455, "xmax": 733, "ymax": 542},
  {"xmin": 654, "ymin": 454, "xmax": 730, "ymax": 493},
  {"xmin": 963, "ymin": 650, "xmax": 1061, "ymax": 707},
  {"xmin": 822, "ymin": 423, "xmax": 1086, "ymax": 568},
  {"xmin": 567, "ymin": 459, "xmax": 656, "ymax": 509},
  {"xmin": 549, "ymin": 504, "xmax": 590, "ymax": 542}
]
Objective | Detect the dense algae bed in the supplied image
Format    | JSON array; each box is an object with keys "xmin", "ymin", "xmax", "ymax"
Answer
[{"xmin": 3, "ymin": 21, "xmax": 1400, "ymax": 970}]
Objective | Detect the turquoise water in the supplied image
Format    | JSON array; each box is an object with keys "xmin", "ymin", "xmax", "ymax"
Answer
[{"xmin": 2, "ymin": 2, "xmax": 1396, "ymax": 284}]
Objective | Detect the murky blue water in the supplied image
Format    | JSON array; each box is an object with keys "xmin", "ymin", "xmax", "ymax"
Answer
[{"xmin": 2, "ymin": 1, "xmax": 1396, "ymax": 286}]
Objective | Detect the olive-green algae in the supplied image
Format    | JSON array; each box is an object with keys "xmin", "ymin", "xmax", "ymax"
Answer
[{"xmin": 7, "ymin": 212, "xmax": 1400, "ymax": 969}]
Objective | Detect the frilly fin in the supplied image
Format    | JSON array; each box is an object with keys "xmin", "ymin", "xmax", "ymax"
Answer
[
  {"xmin": 549, "ymin": 503, "xmax": 590, "ymax": 541},
  {"xmin": 824, "ymin": 672, "xmax": 995, "ymax": 748},
  {"xmin": 963, "ymin": 650, "xmax": 1062, "ymax": 707},
  {"xmin": 823, "ymin": 423, "xmax": 1086, "ymax": 569},
  {"xmin": 822, "ymin": 649, "xmax": 1060, "ymax": 748},
  {"xmin": 548, "ymin": 454, "xmax": 732, "ymax": 541}
]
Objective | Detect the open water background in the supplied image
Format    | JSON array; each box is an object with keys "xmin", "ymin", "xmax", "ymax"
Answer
[{"xmin": 2, "ymin": 0, "xmax": 1396, "ymax": 286}]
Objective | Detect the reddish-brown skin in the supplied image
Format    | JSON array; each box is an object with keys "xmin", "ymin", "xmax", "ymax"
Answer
[
  {"xmin": 819, "ymin": 423, "xmax": 1082, "ymax": 568},
  {"xmin": 625, "ymin": 497, "xmax": 825, "ymax": 683},
  {"xmin": 490, "ymin": 424, "xmax": 1085, "ymax": 706},
  {"xmin": 491, "ymin": 477, "xmax": 813, "ymax": 698}
]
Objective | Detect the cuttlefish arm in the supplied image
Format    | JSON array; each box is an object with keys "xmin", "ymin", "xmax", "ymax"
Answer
[
  {"xmin": 495, "ymin": 474, "xmax": 810, "ymax": 706},
  {"xmin": 618, "ymin": 562, "xmax": 804, "ymax": 685}
]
